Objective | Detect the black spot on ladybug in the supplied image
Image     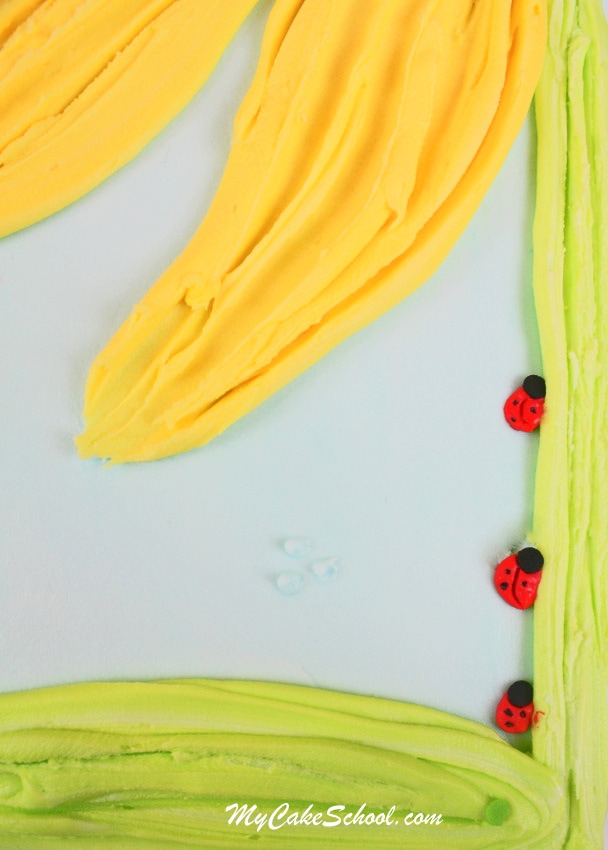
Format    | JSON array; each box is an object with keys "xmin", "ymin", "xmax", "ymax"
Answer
[
  {"xmin": 516, "ymin": 547, "xmax": 544, "ymax": 574},
  {"xmin": 520, "ymin": 711, "xmax": 527, "ymax": 718},
  {"xmin": 513, "ymin": 399, "xmax": 519, "ymax": 405},
  {"xmin": 504, "ymin": 708, "xmax": 513, "ymax": 716},
  {"xmin": 523, "ymin": 374, "xmax": 546, "ymax": 399},
  {"xmin": 505, "ymin": 569, "xmax": 511, "ymax": 575},
  {"xmin": 510, "ymin": 417, "xmax": 516, "ymax": 423},
  {"xmin": 500, "ymin": 582, "xmax": 508, "ymax": 590},
  {"xmin": 505, "ymin": 722, "xmax": 514, "ymax": 728},
  {"xmin": 521, "ymin": 580, "xmax": 528, "ymax": 587},
  {"xmin": 507, "ymin": 680, "xmax": 533, "ymax": 707}
]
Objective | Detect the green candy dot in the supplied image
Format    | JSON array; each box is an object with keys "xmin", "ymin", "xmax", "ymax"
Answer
[{"xmin": 485, "ymin": 798, "xmax": 511, "ymax": 826}]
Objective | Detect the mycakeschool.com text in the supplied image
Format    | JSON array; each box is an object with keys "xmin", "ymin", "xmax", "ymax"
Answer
[{"xmin": 225, "ymin": 802, "xmax": 443, "ymax": 832}]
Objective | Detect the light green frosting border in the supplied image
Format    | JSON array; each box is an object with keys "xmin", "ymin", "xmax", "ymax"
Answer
[
  {"xmin": 0, "ymin": 0, "xmax": 606, "ymax": 847},
  {"xmin": 531, "ymin": 0, "xmax": 608, "ymax": 847},
  {"xmin": 0, "ymin": 680, "xmax": 564, "ymax": 848}
]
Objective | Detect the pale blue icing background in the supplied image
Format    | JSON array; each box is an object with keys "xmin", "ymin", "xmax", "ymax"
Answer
[{"xmin": 0, "ymin": 4, "xmax": 605, "ymax": 844}]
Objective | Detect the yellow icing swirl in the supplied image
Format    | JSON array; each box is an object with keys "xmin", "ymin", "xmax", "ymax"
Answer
[
  {"xmin": 0, "ymin": 0, "xmax": 260, "ymax": 238},
  {"xmin": 75, "ymin": 0, "xmax": 546, "ymax": 463}
]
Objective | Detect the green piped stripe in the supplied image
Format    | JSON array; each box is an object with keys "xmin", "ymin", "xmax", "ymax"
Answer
[
  {"xmin": 531, "ymin": 0, "xmax": 608, "ymax": 847},
  {"xmin": 0, "ymin": 680, "xmax": 564, "ymax": 848}
]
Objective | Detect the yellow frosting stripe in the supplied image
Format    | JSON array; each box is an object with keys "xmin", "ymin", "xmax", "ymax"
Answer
[
  {"xmin": 75, "ymin": 0, "xmax": 547, "ymax": 463},
  {"xmin": 0, "ymin": 0, "xmax": 261, "ymax": 238},
  {"xmin": 0, "ymin": 680, "xmax": 565, "ymax": 848},
  {"xmin": 531, "ymin": 0, "xmax": 608, "ymax": 846}
]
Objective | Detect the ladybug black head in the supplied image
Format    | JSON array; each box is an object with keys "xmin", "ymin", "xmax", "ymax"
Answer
[
  {"xmin": 507, "ymin": 680, "xmax": 533, "ymax": 707},
  {"xmin": 522, "ymin": 375, "xmax": 546, "ymax": 399},
  {"xmin": 516, "ymin": 547, "xmax": 544, "ymax": 574}
]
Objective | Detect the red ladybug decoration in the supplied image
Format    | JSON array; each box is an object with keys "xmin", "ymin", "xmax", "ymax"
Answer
[
  {"xmin": 494, "ymin": 547, "xmax": 544, "ymax": 609},
  {"xmin": 504, "ymin": 375, "xmax": 546, "ymax": 432},
  {"xmin": 496, "ymin": 680, "xmax": 534, "ymax": 733}
]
